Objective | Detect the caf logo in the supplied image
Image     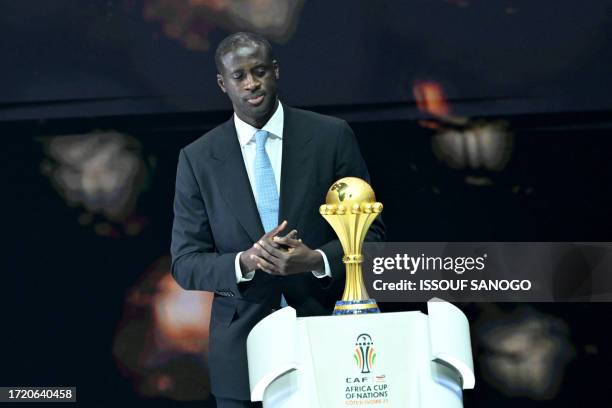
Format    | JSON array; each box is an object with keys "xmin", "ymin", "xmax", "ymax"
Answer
[{"xmin": 354, "ymin": 333, "xmax": 376, "ymax": 374}]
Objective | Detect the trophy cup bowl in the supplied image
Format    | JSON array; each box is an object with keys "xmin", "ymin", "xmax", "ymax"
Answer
[{"xmin": 319, "ymin": 177, "xmax": 383, "ymax": 315}]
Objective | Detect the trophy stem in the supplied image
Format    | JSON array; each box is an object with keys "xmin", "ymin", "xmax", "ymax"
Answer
[
  {"xmin": 333, "ymin": 258, "xmax": 380, "ymax": 315},
  {"xmin": 341, "ymin": 262, "xmax": 370, "ymax": 301}
]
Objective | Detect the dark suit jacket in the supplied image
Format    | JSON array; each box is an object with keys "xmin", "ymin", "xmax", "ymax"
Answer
[{"xmin": 170, "ymin": 105, "xmax": 386, "ymax": 400}]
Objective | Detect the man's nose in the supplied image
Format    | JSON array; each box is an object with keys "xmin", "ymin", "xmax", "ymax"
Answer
[{"xmin": 243, "ymin": 73, "xmax": 260, "ymax": 91}]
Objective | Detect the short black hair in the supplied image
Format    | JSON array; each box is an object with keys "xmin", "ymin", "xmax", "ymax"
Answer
[{"xmin": 215, "ymin": 32, "xmax": 275, "ymax": 73}]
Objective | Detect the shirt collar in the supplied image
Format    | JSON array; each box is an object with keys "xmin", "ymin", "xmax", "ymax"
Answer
[{"xmin": 234, "ymin": 101, "xmax": 284, "ymax": 147}]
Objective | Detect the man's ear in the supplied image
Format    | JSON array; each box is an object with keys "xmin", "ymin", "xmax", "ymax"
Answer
[
  {"xmin": 216, "ymin": 74, "xmax": 226, "ymax": 93},
  {"xmin": 273, "ymin": 60, "xmax": 279, "ymax": 80}
]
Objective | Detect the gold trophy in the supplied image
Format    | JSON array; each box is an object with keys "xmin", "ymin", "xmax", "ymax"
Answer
[{"xmin": 320, "ymin": 177, "xmax": 383, "ymax": 315}]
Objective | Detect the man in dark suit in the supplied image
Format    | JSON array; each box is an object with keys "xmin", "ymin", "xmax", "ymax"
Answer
[{"xmin": 170, "ymin": 32, "xmax": 385, "ymax": 408}]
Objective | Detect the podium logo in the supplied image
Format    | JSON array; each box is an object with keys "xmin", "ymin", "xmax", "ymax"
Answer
[{"xmin": 354, "ymin": 334, "xmax": 376, "ymax": 374}]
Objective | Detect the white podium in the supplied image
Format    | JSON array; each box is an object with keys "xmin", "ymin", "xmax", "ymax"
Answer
[{"xmin": 246, "ymin": 298, "xmax": 475, "ymax": 408}]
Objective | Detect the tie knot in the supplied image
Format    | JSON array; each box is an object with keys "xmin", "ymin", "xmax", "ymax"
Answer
[{"xmin": 254, "ymin": 129, "xmax": 269, "ymax": 147}]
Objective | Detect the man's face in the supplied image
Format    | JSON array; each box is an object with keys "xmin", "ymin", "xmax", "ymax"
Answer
[{"xmin": 217, "ymin": 43, "xmax": 279, "ymax": 128}]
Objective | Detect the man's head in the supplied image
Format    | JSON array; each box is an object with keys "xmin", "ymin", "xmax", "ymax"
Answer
[{"xmin": 215, "ymin": 32, "xmax": 280, "ymax": 128}]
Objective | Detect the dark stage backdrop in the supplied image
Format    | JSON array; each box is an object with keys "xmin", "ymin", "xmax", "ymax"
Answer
[{"xmin": 2, "ymin": 0, "xmax": 612, "ymax": 120}]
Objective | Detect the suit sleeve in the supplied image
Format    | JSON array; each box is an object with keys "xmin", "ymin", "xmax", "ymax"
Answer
[
  {"xmin": 170, "ymin": 149, "xmax": 242, "ymax": 296},
  {"xmin": 318, "ymin": 121, "xmax": 387, "ymax": 286}
]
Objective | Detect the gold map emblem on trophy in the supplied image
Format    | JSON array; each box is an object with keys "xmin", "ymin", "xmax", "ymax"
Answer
[{"xmin": 320, "ymin": 177, "xmax": 383, "ymax": 314}]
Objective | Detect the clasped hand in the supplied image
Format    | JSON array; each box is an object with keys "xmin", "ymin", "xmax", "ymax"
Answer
[{"xmin": 239, "ymin": 220, "xmax": 323, "ymax": 276}]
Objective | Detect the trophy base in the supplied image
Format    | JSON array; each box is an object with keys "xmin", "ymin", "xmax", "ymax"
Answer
[{"xmin": 333, "ymin": 299, "xmax": 380, "ymax": 315}]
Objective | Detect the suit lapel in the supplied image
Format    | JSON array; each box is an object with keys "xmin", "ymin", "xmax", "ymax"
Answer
[
  {"xmin": 279, "ymin": 106, "xmax": 315, "ymax": 229},
  {"xmin": 211, "ymin": 118, "xmax": 264, "ymax": 243}
]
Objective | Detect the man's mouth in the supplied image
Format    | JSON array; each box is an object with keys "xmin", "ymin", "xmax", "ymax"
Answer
[{"xmin": 246, "ymin": 94, "xmax": 265, "ymax": 106}]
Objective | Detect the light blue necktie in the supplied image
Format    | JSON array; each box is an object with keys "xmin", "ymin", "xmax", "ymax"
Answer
[
  {"xmin": 253, "ymin": 130, "xmax": 287, "ymax": 308},
  {"xmin": 254, "ymin": 130, "xmax": 279, "ymax": 232}
]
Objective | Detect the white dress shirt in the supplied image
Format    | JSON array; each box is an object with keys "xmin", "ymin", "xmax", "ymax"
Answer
[{"xmin": 233, "ymin": 101, "xmax": 331, "ymax": 283}]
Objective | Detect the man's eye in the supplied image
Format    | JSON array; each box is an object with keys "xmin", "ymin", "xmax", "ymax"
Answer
[
  {"xmin": 232, "ymin": 73, "xmax": 243, "ymax": 80},
  {"xmin": 255, "ymin": 68, "xmax": 267, "ymax": 76}
]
